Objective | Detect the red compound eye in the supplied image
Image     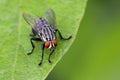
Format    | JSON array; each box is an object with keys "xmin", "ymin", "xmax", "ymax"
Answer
[
  {"xmin": 45, "ymin": 41, "xmax": 50, "ymax": 48},
  {"xmin": 53, "ymin": 40, "xmax": 57, "ymax": 46}
]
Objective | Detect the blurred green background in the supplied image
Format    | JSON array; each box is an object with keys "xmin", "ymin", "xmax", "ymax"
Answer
[{"xmin": 46, "ymin": 0, "xmax": 120, "ymax": 80}]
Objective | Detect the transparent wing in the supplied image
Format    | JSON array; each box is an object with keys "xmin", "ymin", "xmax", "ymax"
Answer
[
  {"xmin": 45, "ymin": 8, "xmax": 56, "ymax": 29},
  {"xmin": 23, "ymin": 13, "xmax": 36, "ymax": 28}
]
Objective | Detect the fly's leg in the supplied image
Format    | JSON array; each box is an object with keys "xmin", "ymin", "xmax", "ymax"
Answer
[
  {"xmin": 55, "ymin": 29, "xmax": 72, "ymax": 40},
  {"xmin": 48, "ymin": 48, "xmax": 55, "ymax": 63},
  {"xmin": 27, "ymin": 38, "xmax": 42, "ymax": 55},
  {"xmin": 38, "ymin": 43, "xmax": 45, "ymax": 66}
]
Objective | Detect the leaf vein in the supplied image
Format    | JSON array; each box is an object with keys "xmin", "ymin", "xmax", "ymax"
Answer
[{"xmin": 11, "ymin": 0, "xmax": 22, "ymax": 80}]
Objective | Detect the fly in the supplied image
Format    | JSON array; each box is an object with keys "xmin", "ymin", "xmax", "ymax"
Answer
[{"xmin": 23, "ymin": 9, "xmax": 72, "ymax": 66}]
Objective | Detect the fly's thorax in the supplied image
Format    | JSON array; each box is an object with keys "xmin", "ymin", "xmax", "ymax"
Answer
[
  {"xmin": 38, "ymin": 27, "xmax": 55, "ymax": 42},
  {"xmin": 44, "ymin": 40, "xmax": 57, "ymax": 49},
  {"xmin": 35, "ymin": 18, "xmax": 56, "ymax": 42}
]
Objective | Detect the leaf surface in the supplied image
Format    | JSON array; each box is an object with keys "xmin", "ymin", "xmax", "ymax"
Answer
[{"xmin": 0, "ymin": 0, "xmax": 87, "ymax": 80}]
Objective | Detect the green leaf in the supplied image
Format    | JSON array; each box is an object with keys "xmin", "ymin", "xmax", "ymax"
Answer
[{"xmin": 0, "ymin": 0, "xmax": 87, "ymax": 80}]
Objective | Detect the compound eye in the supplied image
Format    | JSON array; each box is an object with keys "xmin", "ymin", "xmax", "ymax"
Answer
[
  {"xmin": 53, "ymin": 40, "xmax": 57, "ymax": 46},
  {"xmin": 45, "ymin": 41, "xmax": 50, "ymax": 48}
]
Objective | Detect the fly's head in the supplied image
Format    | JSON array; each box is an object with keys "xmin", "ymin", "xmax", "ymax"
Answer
[{"xmin": 44, "ymin": 40, "xmax": 57, "ymax": 50}]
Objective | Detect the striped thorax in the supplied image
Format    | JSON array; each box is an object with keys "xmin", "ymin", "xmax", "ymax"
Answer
[{"xmin": 35, "ymin": 18, "xmax": 57, "ymax": 49}]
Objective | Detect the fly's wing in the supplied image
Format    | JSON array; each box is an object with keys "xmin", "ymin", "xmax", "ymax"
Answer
[
  {"xmin": 45, "ymin": 8, "xmax": 56, "ymax": 29},
  {"xmin": 23, "ymin": 13, "xmax": 37, "ymax": 29}
]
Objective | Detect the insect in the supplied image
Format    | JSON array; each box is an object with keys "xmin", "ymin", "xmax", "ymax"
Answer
[{"xmin": 23, "ymin": 9, "xmax": 72, "ymax": 66}]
